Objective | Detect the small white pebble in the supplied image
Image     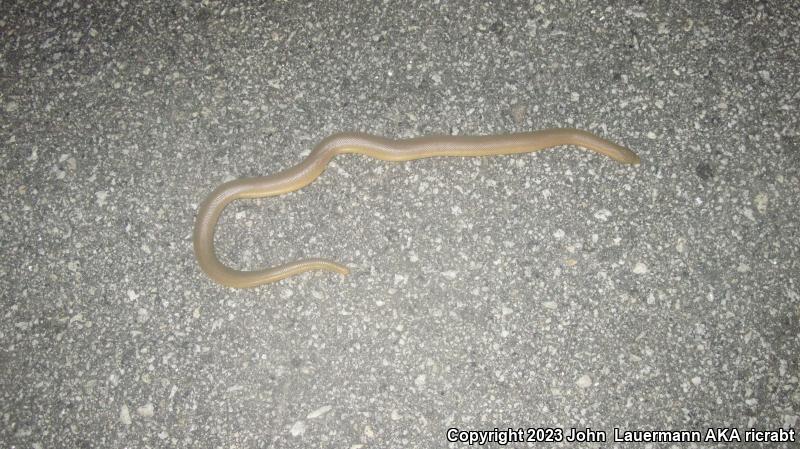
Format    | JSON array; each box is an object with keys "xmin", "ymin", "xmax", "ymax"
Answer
[
  {"xmin": 783, "ymin": 415, "xmax": 798, "ymax": 428},
  {"xmin": 95, "ymin": 190, "xmax": 109, "ymax": 207},
  {"xmin": 441, "ymin": 270, "xmax": 458, "ymax": 280},
  {"xmin": 307, "ymin": 405, "xmax": 332, "ymax": 419},
  {"xmin": 675, "ymin": 238, "xmax": 686, "ymax": 254},
  {"xmin": 576, "ymin": 374, "xmax": 593, "ymax": 388},
  {"xmin": 542, "ymin": 301, "xmax": 558, "ymax": 310},
  {"xmin": 414, "ymin": 374, "xmax": 426, "ymax": 386},
  {"xmin": 119, "ymin": 404, "xmax": 132, "ymax": 425},
  {"xmin": 594, "ymin": 209, "xmax": 612, "ymax": 221},
  {"xmin": 737, "ymin": 263, "xmax": 750, "ymax": 273},
  {"xmin": 647, "ymin": 131, "xmax": 658, "ymax": 139},
  {"xmin": 754, "ymin": 193, "xmax": 768, "ymax": 214},
  {"xmin": 632, "ymin": 262, "xmax": 649, "ymax": 274},
  {"xmin": 553, "ymin": 229, "xmax": 565, "ymax": 239},
  {"xmin": 691, "ymin": 376, "xmax": 702, "ymax": 385},
  {"xmin": 290, "ymin": 420, "xmax": 306, "ymax": 436},
  {"xmin": 136, "ymin": 403, "xmax": 154, "ymax": 418}
]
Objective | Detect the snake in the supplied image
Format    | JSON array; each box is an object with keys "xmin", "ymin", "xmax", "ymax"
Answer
[{"xmin": 193, "ymin": 128, "xmax": 640, "ymax": 288}]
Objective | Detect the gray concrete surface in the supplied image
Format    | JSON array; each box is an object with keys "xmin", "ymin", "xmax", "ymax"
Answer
[{"xmin": 2, "ymin": 1, "xmax": 799, "ymax": 447}]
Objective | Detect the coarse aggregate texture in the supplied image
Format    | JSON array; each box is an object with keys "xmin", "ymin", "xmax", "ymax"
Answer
[{"xmin": 1, "ymin": 1, "xmax": 799, "ymax": 448}]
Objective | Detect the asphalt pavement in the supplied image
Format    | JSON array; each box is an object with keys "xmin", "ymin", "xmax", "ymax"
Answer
[{"xmin": 1, "ymin": 1, "xmax": 798, "ymax": 447}]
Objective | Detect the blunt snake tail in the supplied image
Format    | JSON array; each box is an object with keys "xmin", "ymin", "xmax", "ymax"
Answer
[{"xmin": 193, "ymin": 128, "xmax": 640, "ymax": 288}]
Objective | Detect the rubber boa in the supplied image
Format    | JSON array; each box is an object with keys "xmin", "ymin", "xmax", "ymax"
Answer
[{"xmin": 193, "ymin": 128, "xmax": 639, "ymax": 288}]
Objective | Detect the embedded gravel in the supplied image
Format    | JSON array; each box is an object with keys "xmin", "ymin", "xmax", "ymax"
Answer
[{"xmin": 1, "ymin": 1, "xmax": 798, "ymax": 448}]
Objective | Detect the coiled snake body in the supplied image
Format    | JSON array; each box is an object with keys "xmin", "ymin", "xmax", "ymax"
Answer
[{"xmin": 193, "ymin": 129, "xmax": 639, "ymax": 288}]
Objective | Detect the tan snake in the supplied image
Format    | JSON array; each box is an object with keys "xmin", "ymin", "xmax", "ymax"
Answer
[{"xmin": 193, "ymin": 128, "xmax": 639, "ymax": 288}]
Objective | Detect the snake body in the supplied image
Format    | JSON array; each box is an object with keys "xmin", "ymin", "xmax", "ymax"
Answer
[{"xmin": 193, "ymin": 128, "xmax": 639, "ymax": 288}]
